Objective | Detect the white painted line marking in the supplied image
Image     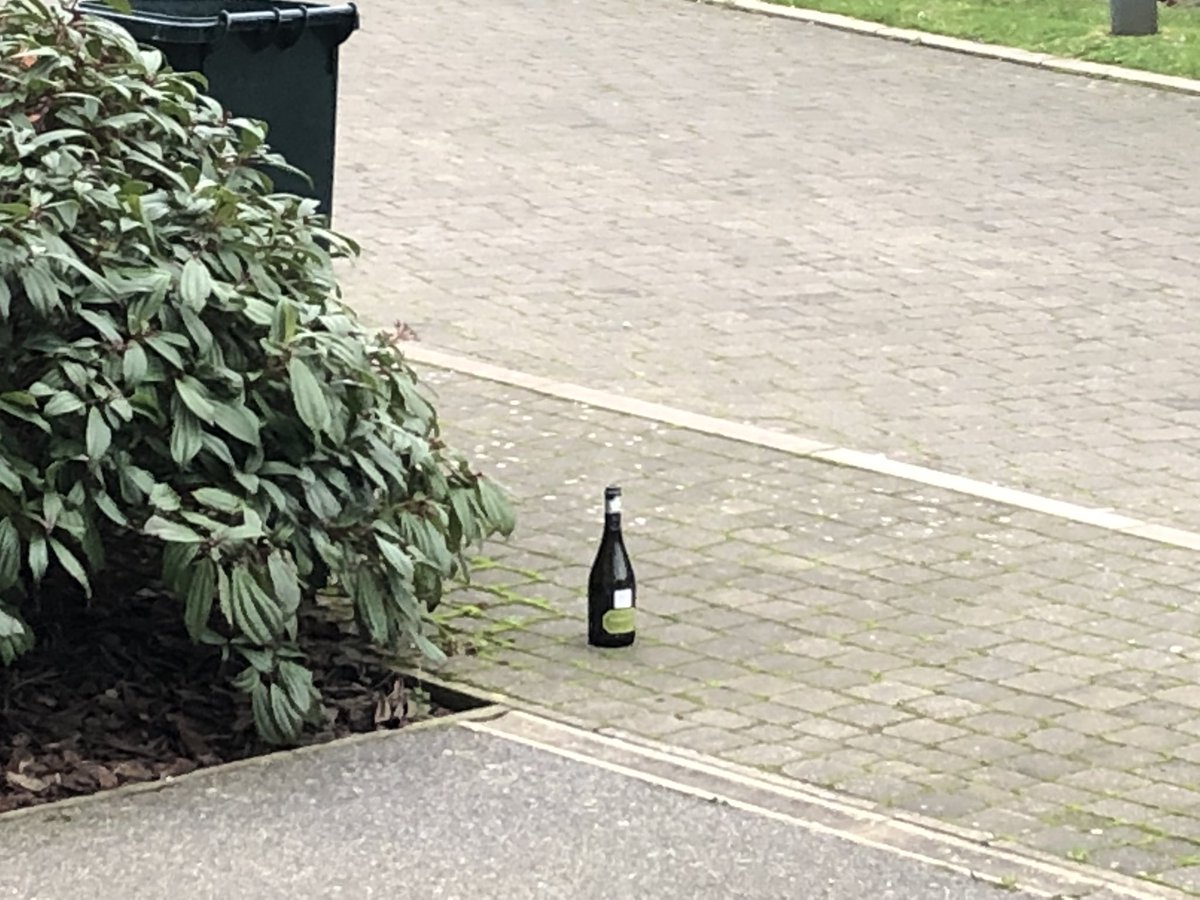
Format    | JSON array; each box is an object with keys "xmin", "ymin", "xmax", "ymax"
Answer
[{"xmin": 403, "ymin": 344, "xmax": 1200, "ymax": 553}]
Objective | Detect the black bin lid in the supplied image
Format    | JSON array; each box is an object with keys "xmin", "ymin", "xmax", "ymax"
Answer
[{"xmin": 80, "ymin": 0, "xmax": 358, "ymax": 47}]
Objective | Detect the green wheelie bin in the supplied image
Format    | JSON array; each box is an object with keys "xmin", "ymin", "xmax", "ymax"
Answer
[{"xmin": 83, "ymin": 0, "xmax": 359, "ymax": 219}]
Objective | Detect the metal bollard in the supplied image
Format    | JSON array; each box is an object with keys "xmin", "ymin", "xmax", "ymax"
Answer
[{"xmin": 1110, "ymin": 0, "xmax": 1158, "ymax": 35}]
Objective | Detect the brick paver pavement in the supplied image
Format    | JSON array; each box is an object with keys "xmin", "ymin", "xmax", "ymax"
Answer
[
  {"xmin": 335, "ymin": 0, "xmax": 1200, "ymax": 530},
  {"xmin": 423, "ymin": 367, "xmax": 1200, "ymax": 893}
]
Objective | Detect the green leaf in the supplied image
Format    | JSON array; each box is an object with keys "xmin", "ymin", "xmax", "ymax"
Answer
[
  {"xmin": 27, "ymin": 128, "xmax": 88, "ymax": 152},
  {"xmin": 42, "ymin": 493, "xmax": 63, "ymax": 529},
  {"xmin": 412, "ymin": 630, "xmax": 447, "ymax": 663},
  {"xmin": 149, "ymin": 483, "xmax": 181, "ymax": 511},
  {"xmin": 171, "ymin": 408, "xmax": 203, "ymax": 466},
  {"xmin": 0, "ymin": 608, "xmax": 27, "ymax": 640},
  {"xmin": 0, "ymin": 401, "xmax": 49, "ymax": 433},
  {"xmin": 0, "ymin": 605, "xmax": 32, "ymax": 664},
  {"xmin": 122, "ymin": 343, "xmax": 148, "ymax": 385},
  {"xmin": 354, "ymin": 571, "xmax": 389, "ymax": 644},
  {"xmin": 0, "ymin": 458, "xmax": 20, "ymax": 494},
  {"xmin": 50, "ymin": 539, "xmax": 90, "ymax": 596},
  {"xmin": 183, "ymin": 558, "xmax": 216, "ymax": 641},
  {"xmin": 176, "ymin": 377, "xmax": 215, "ymax": 424},
  {"xmin": 86, "ymin": 407, "xmax": 112, "ymax": 460},
  {"xmin": 278, "ymin": 659, "xmax": 316, "ymax": 711},
  {"xmin": 146, "ymin": 334, "xmax": 184, "ymax": 370},
  {"xmin": 161, "ymin": 540, "xmax": 199, "ymax": 592},
  {"xmin": 43, "ymin": 392, "xmax": 84, "ymax": 417},
  {"xmin": 92, "ymin": 491, "xmax": 128, "ymax": 526},
  {"xmin": 402, "ymin": 514, "xmax": 451, "ymax": 572},
  {"xmin": 267, "ymin": 550, "xmax": 301, "ymax": 615},
  {"xmin": 28, "ymin": 534, "xmax": 48, "ymax": 583},
  {"xmin": 478, "ymin": 478, "xmax": 515, "ymax": 536},
  {"xmin": 180, "ymin": 306, "xmax": 213, "ymax": 354},
  {"xmin": 192, "ymin": 488, "xmax": 242, "ymax": 513},
  {"xmin": 272, "ymin": 300, "xmax": 299, "ymax": 345},
  {"xmin": 250, "ymin": 682, "xmax": 286, "ymax": 745},
  {"xmin": 287, "ymin": 357, "xmax": 330, "ymax": 435},
  {"xmin": 375, "ymin": 536, "xmax": 414, "ymax": 581},
  {"xmin": 302, "ymin": 479, "xmax": 341, "ymax": 520},
  {"xmin": 21, "ymin": 267, "xmax": 58, "ymax": 313},
  {"xmin": 0, "ymin": 520, "xmax": 20, "ymax": 591},
  {"xmin": 78, "ymin": 309, "xmax": 121, "ymax": 342},
  {"xmin": 230, "ymin": 565, "xmax": 280, "ymax": 644},
  {"xmin": 143, "ymin": 515, "xmax": 204, "ymax": 544},
  {"xmin": 0, "ymin": 278, "xmax": 10, "ymax": 319},
  {"xmin": 231, "ymin": 664, "xmax": 261, "ymax": 692},
  {"xmin": 180, "ymin": 509, "xmax": 223, "ymax": 533},
  {"xmin": 198, "ymin": 435, "xmax": 232, "ymax": 469},
  {"xmin": 450, "ymin": 489, "xmax": 479, "ymax": 545},
  {"xmin": 217, "ymin": 565, "xmax": 232, "ymax": 625},
  {"xmin": 221, "ymin": 507, "xmax": 265, "ymax": 542},
  {"xmin": 237, "ymin": 646, "xmax": 275, "ymax": 674},
  {"xmin": 179, "ymin": 258, "xmax": 213, "ymax": 309},
  {"xmin": 0, "ymin": 392, "xmax": 36, "ymax": 409},
  {"xmin": 211, "ymin": 400, "xmax": 260, "ymax": 446}
]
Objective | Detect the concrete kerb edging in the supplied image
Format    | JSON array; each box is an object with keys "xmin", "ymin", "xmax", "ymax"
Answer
[
  {"xmin": 700, "ymin": 0, "xmax": 1200, "ymax": 97},
  {"xmin": 467, "ymin": 707, "xmax": 1188, "ymax": 899},
  {"xmin": 419, "ymin": 674, "xmax": 1188, "ymax": 898},
  {"xmin": 403, "ymin": 344, "xmax": 1200, "ymax": 555},
  {"xmin": 0, "ymin": 704, "xmax": 503, "ymax": 826},
  {"xmin": 388, "ymin": 666, "xmax": 1171, "ymax": 898}
]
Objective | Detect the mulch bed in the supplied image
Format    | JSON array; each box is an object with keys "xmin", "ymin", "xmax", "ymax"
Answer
[{"xmin": 0, "ymin": 583, "xmax": 447, "ymax": 814}]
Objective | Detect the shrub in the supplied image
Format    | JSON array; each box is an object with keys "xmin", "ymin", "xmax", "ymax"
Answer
[{"xmin": 0, "ymin": 0, "xmax": 513, "ymax": 743}]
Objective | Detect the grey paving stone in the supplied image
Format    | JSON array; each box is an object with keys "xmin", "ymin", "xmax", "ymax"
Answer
[
  {"xmin": 895, "ymin": 788, "xmax": 992, "ymax": 821},
  {"xmin": 669, "ymin": 726, "xmax": 755, "ymax": 755},
  {"xmin": 825, "ymin": 703, "xmax": 914, "ymax": 730},
  {"xmin": 1108, "ymin": 724, "xmax": 1193, "ymax": 752},
  {"xmin": 939, "ymin": 735, "xmax": 1027, "ymax": 763},
  {"xmin": 684, "ymin": 708, "xmax": 758, "ymax": 731},
  {"xmin": 1005, "ymin": 754, "xmax": 1083, "ymax": 787},
  {"xmin": 671, "ymin": 659, "xmax": 758, "ymax": 684},
  {"xmin": 1058, "ymin": 684, "xmax": 1144, "ymax": 712},
  {"xmin": 1023, "ymin": 727, "xmax": 1094, "ymax": 756},
  {"xmin": 846, "ymin": 681, "xmax": 931, "ymax": 706},
  {"xmin": 721, "ymin": 742, "xmax": 806, "ymax": 769},
  {"xmin": 881, "ymin": 720, "xmax": 969, "ymax": 746}
]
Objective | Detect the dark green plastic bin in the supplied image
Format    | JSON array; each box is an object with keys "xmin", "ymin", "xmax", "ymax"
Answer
[{"xmin": 83, "ymin": 0, "xmax": 359, "ymax": 218}]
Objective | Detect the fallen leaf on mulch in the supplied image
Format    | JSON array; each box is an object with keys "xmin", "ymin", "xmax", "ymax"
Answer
[{"xmin": 5, "ymin": 771, "xmax": 49, "ymax": 793}]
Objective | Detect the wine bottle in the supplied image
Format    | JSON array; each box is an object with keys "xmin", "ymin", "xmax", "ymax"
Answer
[{"xmin": 588, "ymin": 485, "xmax": 636, "ymax": 648}]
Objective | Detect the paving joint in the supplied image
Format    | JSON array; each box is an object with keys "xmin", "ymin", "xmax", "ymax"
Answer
[{"xmin": 699, "ymin": 0, "xmax": 1200, "ymax": 97}]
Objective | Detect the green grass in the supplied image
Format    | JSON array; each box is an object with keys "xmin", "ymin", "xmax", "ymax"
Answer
[{"xmin": 771, "ymin": 0, "xmax": 1200, "ymax": 79}]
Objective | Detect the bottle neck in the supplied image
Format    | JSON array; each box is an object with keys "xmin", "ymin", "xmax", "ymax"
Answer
[{"xmin": 604, "ymin": 494, "xmax": 622, "ymax": 533}]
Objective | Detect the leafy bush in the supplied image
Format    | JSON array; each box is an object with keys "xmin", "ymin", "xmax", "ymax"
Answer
[{"xmin": 0, "ymin": 0, "xmax": 513, "ymax": 743}]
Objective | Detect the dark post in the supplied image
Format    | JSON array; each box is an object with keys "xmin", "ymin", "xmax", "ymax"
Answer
[{"xmin": 1110, "ymin": 0, "xmax": 1158, "ymax": 35}]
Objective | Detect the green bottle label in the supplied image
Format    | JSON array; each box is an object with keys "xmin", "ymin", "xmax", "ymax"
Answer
[{"xmin": 602, "ymin": 608, "xmax": 635, "ymax": 635}]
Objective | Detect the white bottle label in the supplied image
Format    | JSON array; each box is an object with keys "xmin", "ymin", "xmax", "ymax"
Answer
[
  {"xmin": 613, "ymin": 588, "xmax": 633, "ymax": 609},
  {"xmin": 607, "ymin": 496, "xmax": 622, "ymax": 514}
]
